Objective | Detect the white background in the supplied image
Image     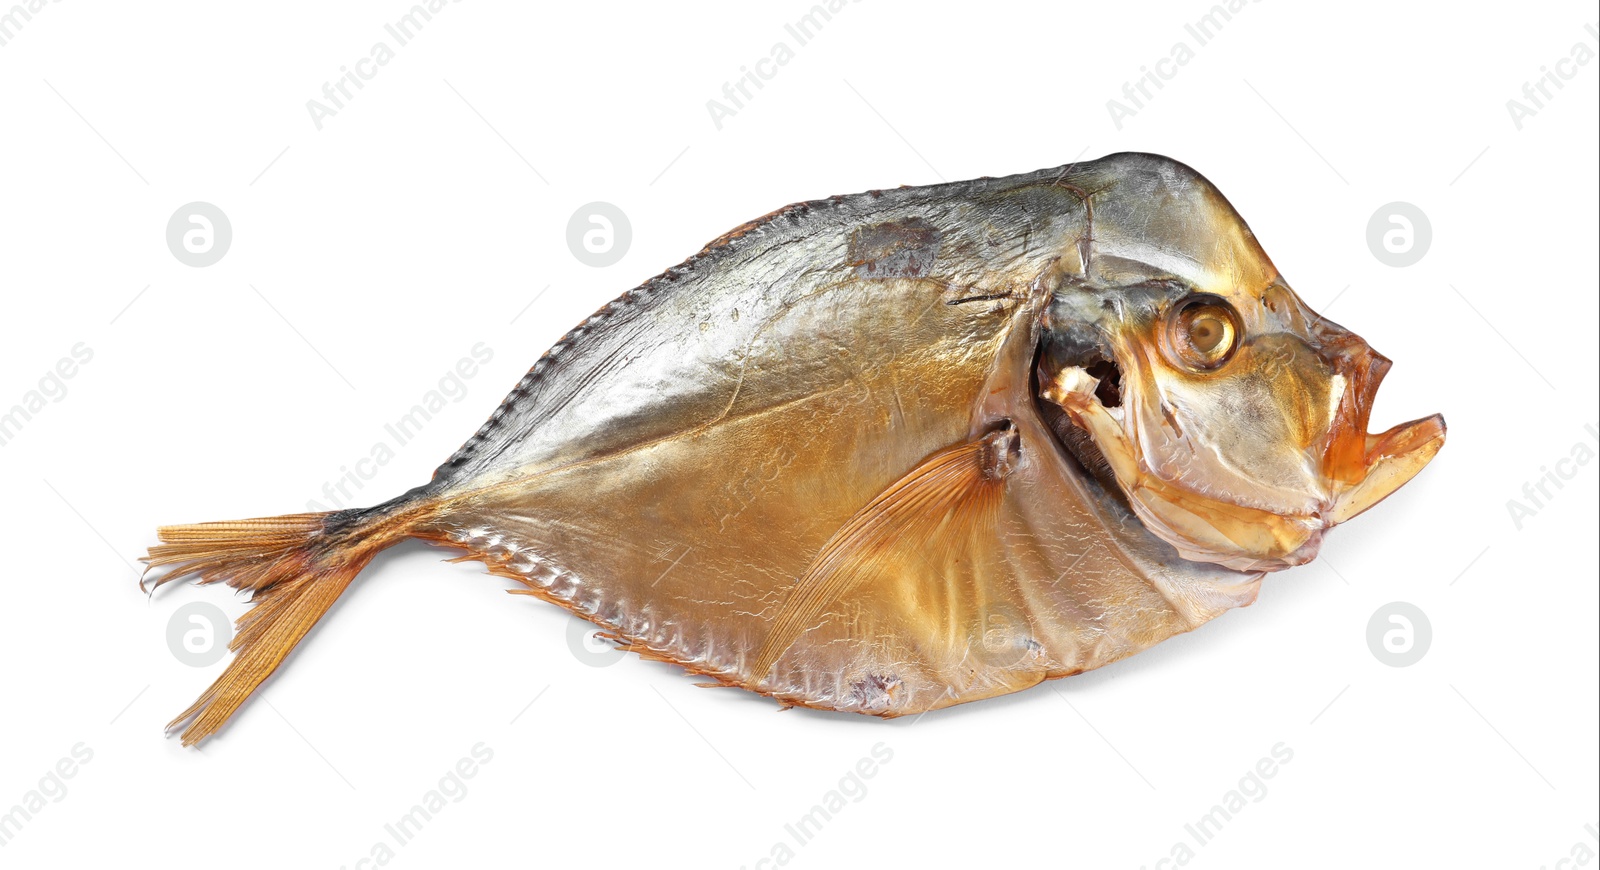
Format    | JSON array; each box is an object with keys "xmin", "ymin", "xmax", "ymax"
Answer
[{"xmin": 1, "ymin": 2, "xmax": 1595, "ymax": 867}]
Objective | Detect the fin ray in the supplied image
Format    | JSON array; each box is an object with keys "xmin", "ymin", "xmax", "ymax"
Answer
[
  {"xmin": 748, "ymin": 428, "xmax": 1019, "ymax": 680},
  {"xmin": 143, "ymin": 509, "xmax": 416, "ymax": 745}
]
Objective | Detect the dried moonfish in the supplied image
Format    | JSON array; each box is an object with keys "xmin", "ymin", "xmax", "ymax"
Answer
[{"xmin": 142, "ymin": 153, "xmax": 1445, "ymax": 744}]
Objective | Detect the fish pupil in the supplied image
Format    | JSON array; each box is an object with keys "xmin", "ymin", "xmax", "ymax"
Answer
[{"xmin": 1190, "ymin": 315, "xmax": 1224, "ymax": 352}]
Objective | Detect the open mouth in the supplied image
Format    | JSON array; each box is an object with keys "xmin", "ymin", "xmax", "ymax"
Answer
[
  {"xmin": 1326, "ymin": 413, "xmax": 1447, "ymax": 523},
  {"xmin": 1319, "ymin": 346, "xmax": 1448, "ymax": 524}
]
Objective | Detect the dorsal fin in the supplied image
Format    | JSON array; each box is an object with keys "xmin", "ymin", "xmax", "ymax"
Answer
[{"xmin": 749, "ymin": 427, "xmax": 1020, "ymax": 681}]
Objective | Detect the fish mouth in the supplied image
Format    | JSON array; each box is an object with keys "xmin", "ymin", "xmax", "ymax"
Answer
[
  {"xmin": 1275, "ymin": 411, "xmax": 1444, "ymax": 566},
  {"xmin": 1318, "ymin": 346, "xmax": 1447, "ymax": 525},
  {"xmin": 1323, "ymin": 413, "xmax": 1446, "ymax": 525},
  {"xmin": 1031, "ymin": 336, "xmax": 1445, "ymax": 571}
]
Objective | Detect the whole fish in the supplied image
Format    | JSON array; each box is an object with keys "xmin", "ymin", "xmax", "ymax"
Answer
[{"xmin": 143, "ymin": 153, "xmax": 1445, "ymax": 745}]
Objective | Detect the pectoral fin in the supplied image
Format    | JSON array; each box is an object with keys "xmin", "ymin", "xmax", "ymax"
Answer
[{"xmin": 748, "ymin": 427, "xmax": 1020, "ymax": 681}]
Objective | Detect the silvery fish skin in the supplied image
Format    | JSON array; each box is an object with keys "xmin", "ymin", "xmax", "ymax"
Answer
[{"xmin": 142, "ymin": 153, "xmax": 1445, "ymax": 744}]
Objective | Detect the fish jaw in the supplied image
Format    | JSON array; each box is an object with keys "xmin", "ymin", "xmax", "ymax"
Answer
[
  {"xmin": 1041, "ymin": 361, "xmax": 1444, "ymax": 572},
  {"xmin": 1315, "ymin": 338, "xmax": 1447, "ymax": 524},
  {"xmin": 1325, "ymin": 413, "xmax": 1446, "ymax": 524},
  {"xmin": 1041, "ymin": 365, "xmax": 1325, "ymax": 572}
]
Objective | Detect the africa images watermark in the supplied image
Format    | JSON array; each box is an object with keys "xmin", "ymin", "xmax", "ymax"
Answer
[
  {"xmin": 0, "ymin": 343, "xmax": 93, "ymax": 449},
  {"xmin": 741, "ymin": 742, "xmax": 894, "ymax": 870},
  {"xmin": 340, "ymin": 743, "xmax": 494, "ymax": 870},
  {"xmin": 1541, "ymin": 823, "xmax": 1598, "ymax": 870},
  {"xmin": 705, "ymin": 0, "xmax": 863, "ymax": 131},
  {"xmin": 0, "ymin": 0, "xmax": 62, "ymax": 49},
  {"xmin": 1505, "ymin": 422, "xmax": 1597, "ymax": 531},
  {"xmin": 0, "ymin": 743, "xmax": 93, "ymax": 849},
  {"xmin": 1106, "ymin": 0, "xmax": 1262, "ymax": 130},
  {"xmin": 1505, "ymin": 22, "xmax": 1598, "ymax": 131},
  {"xmin": 1140, "ymin": 742, "xmax": 1295, "ymax": 870},
  {"xmin": 308, "ymin": 342, "xmax": 494, "ymax": 511},
  {"xmin": 305, "ymin": 0, "xmax": 465, "ymax": 131}
]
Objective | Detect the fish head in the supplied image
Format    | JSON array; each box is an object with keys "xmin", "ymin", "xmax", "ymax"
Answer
[{"xmin": 1037, "ymin": 153, "xmax": 1445, "ymax": 572}]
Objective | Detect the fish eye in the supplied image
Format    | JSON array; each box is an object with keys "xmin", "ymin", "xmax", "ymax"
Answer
[{"xmin": 1165, "ymin": 296, "xmax": 1240, "ymax": 371}]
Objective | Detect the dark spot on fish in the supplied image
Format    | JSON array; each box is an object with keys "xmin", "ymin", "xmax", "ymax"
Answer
[{"xmin": 847, "ymin": 217, "xmax": 940, "ymax": 279}]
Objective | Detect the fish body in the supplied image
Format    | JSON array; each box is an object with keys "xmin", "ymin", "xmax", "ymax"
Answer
[{"xmin": 143, "ymin": 153, "xmax": 1444, "ymax": 743}]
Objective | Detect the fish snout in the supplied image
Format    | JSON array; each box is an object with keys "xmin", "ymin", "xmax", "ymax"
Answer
[
  {"xmin": 1326, "ymin": 412, "xmax": 1446, "ymax": 525},
  {"xmin": 1321, "ymin": 341, "xmax": 1391, "ymax": 487},
  {"xmin": 1318, "ymin": 339, "xmax": 1445, "ymax": 524}
]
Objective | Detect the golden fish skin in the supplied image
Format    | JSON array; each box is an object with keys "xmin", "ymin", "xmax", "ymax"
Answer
[{"xmin": 141, "ymin": 152, "xmax": 1444, "ymax": 745}]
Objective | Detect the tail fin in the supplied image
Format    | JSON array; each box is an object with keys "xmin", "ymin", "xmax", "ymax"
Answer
[{"xmin": 141, "ymin": 507, "xmax": 412, "ymax": 746}]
